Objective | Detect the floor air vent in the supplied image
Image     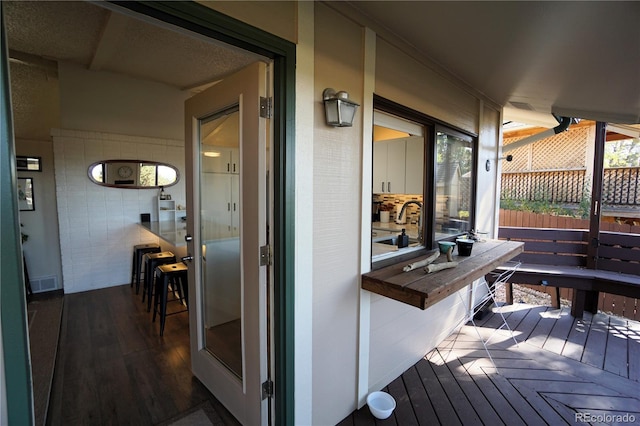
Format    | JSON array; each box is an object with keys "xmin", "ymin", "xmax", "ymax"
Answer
[{"xmin": 31, "ymin": 275, "xmax": 58, "ymax": 293}]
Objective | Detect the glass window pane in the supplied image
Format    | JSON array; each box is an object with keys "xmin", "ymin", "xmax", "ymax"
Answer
[
  {"xmin": 139, "ymin": 164, "xmax": 155, "ymax": 186},
  {"xmin": 199, "ymin": 105, "xmax": 243, "ymax": 380},
  {"xmin": 90, "ymin": 164, "xmax": 104, "ymax": 182},
  {"xmin": 157, "ymin": 165, "xmax": 177, "ymax": 186},
  {"xmin": 436, "ymin": 131, "xmax": 473, "ymax": 238}
]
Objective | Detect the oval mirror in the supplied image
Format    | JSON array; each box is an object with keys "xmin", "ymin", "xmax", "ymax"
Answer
[{"xmin": 88, "ymin": 160, "xmax": 179, "ymax": 189}]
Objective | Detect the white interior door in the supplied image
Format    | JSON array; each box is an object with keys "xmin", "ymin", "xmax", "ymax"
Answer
[{"xmin": 184, "ymin": 61, "xmax": 269, "ymax": 425}]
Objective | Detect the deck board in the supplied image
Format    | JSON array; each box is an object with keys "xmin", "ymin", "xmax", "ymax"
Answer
[
  {"xmin": 604, "ymin": 315, "xmax": 630, "ymax": 377},
  {"xmin": 427, "ymin": 355, "xmax": 481, "ymax": 425},
  {"xmin": 542, "ymin": 307, "xmax": 574, "ymax": 353},
  {"xmin": 443, "ymin": 358, "xmax": 504, "ymax": 426},
  {"xmin": 629, "ymin": 320, "xmax": 640, "ymax": 382},
  {"xmin": 400, "ymin": 366, "xmax": 438, "ymax": 425},
  {"xmin": 345, "ymin": 304, "xmax": 640, "ymax": 424},
  {"xmin": 561, "ymin": 311, "xmax": 592, "ymax": 361},
  {"xmin": 582, "ymin": 312, "xmax": 609, "ymax": 368}
]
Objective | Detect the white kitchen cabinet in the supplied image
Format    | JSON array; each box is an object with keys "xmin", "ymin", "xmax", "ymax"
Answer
[
  {"xmin": 201, "ymin": 146, "xmax": 240, "ymax": 174},
  {"xmin": 374, "ymin": 137, "xmax": 424, "ymax": 194},
  {"xmin": 373, "ymin": 139, "xmax": 406, "ymax": 194},
  {"xmin": 405, "ymin": 135, "xmax": 425, "ymax": 194},
  {"xmin": 202, "ymin": 173, "xmax": 239, "ymax": 230}
]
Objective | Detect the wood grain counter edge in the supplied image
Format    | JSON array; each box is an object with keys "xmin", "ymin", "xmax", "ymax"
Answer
[{"xmin": 362, "ymin": 240, "xmax": 524, "ymax": 309}]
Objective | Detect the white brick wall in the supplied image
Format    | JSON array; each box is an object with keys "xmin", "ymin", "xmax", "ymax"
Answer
[{"xmin": 52, "ymin": 128, "xmax": 185, "ymax": 293}]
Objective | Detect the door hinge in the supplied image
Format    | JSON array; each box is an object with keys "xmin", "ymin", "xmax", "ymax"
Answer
[
  {"xmin": 261, "ymin": 379, "xmax": 273, "ymax": 400},
  {"xmin": 259, "ymin": 244, "xmax": 272, "ymax": 266},
  {"xmin": 260, "ymin": 97, "xmax": 273, "ymax": 118}
]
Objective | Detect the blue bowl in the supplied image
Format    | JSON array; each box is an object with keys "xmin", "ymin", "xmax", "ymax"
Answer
[{"xmin": 438, "ymin": 241, "xmax": 456, "ymax": 254}]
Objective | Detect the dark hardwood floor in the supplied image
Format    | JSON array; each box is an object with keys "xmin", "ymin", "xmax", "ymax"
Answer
[{"xmin": 46, "ymin": 284, "xmax": 240, "ymax": 425}]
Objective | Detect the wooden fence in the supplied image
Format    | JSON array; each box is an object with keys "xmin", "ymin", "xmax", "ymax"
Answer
[
  {"xmin": 501, "ymin": 166, "xmax": 640, "ymax": 206},
  {"xmin": 499, "ymin": 209, "xmax": 639, "ymax": 320},
  {"xmin": 499, "ymin": 209, "xmax": 640, "ymax": 234}
]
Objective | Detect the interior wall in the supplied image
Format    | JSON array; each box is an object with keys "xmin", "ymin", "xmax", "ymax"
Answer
[
  {"xmin": 52, "ymin": 63, "xmax": 187, "ymax": 293},
  {"xmin": 58, "ymin": 62, "xmax": 189, "ymax": 140},
  {"xmin": 51, "ymin": 128, "xmax": 185, "ymax": 293},
  {"xmin": 16, "ymin": 138, "xmax": 63, "ymax": 292}
]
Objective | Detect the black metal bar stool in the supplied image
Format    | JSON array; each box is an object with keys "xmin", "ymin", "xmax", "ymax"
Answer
[
  {"xmin": 152, "ymin": 262, "xmax": 188, "ymax": 336},
  {"xmin": 130, "ymin": 243, "xmax": 161, "ymax": 294},
  {"xmin": 142, "ymin": 251, "xmax": 176, "ymax": 311}
]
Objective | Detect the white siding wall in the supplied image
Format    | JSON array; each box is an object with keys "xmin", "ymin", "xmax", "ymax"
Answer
[
  {"xmin": 312, "ymin": 4, "xmax": 364, "ymax": 424},
  {"xmin": 478, "ymin": 105, "xmax": 503, "ymax": 236},
  {"xmin": 294, "ymin": 2, "xmax": 315, "ymax": 425},
  {"xmin": 363, "ymin": 40, "xmax": 502, "ymax": 409},
  {"xmin": 375, "ymin": 39, "xmax": 480, "ymax": 135},
  {"xmin": 306, "ymin": 2, "xmax": 504, "ymax": 423}
]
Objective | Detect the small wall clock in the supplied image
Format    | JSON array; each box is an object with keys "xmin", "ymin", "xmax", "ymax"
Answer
[{"xmin": 118, "ymin": 165, "xmax": 133, "ymax": 178}]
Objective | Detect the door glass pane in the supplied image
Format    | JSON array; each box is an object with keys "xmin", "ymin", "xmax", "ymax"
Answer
[
  {"xmin": 199, "ymin": 105, "xmax": 243, "ymax": 379},
  {"xmin": 435, "ymin": 131, "xmax": 473, "ymax": 238}
]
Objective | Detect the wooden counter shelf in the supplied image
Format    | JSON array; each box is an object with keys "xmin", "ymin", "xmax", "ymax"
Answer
[{"xmin": 362, "ymin": 240, "xmax": 524, "ymax": 309}]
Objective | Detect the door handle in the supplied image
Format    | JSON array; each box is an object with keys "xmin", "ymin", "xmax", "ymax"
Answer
[
  {"xmin": 181, "ymin": 255, "xmax": 194, "ymax": 263},
  {"xmin": 184, "ymin": 234, "xmax": 193, "ymax": 242}
]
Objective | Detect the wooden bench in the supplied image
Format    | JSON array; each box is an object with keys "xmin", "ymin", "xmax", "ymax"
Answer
[{"xmin": 492, "ymin": 227, "xmax": 640, "ymax": 318}]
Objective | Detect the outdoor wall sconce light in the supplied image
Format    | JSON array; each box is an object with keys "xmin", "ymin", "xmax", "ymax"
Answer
[
  {"xmin": 485, "ymin": 154, "xmax": 513, "ymax": 172},
  {"xmin": 323, "ymin": 88, "xmax": 360, "ymax": 127}
]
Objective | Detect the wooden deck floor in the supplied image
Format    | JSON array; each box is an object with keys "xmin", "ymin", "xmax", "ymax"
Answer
[{"xmin": 340, "ymin": 304, "xmax": 640, "ymax": 425}]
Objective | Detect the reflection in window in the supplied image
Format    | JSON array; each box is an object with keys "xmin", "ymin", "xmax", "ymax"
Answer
[
  {"xmin": 90, "ymin": 164, "xmax": 104, "ymax": 182},
  {"xmin": 371, "ymin": 96, "xmax": 477, "ymax": 265},
  {"xmin": 139, "ymin": 164, "xmax": 156, "ymax": 187},
  {"xmin": 157, "ymin": 165, "xmax": 177, "ymax": 186},
  {"xmin": 435, "ymin": 131, "xmax": 474, "ymax": 238}
]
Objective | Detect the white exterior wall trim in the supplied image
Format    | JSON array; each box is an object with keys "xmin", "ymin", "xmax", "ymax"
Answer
[
  {"xmin": 357, "ymin": 26, "xmax": 377, "ymax": 409},
  {"xmin": 294, "ymin": 2, "xmax": 315, "ymax": 424}
]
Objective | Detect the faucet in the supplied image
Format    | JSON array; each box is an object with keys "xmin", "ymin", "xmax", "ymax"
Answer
[{"xmin": 398, "ymin": 201, "xmax": 423, "ymax": 242}]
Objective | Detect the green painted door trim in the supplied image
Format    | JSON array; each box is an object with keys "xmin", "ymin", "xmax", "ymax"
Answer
[
  {"xmin": 110, "ymin": 2, "xmax": 296, "ymax": 424},
  {"xmin": 1, "ymin": 4, "xmax": 35, "ymax": 424}
]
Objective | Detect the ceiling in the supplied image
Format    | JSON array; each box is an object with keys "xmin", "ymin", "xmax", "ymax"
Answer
[
  {"xmin": 4, "ymin": 1, "xmax": 640, "ymax": 132},
  {"xmin": 345, "ymin": 1, "xmax": 640, "ymax": 127},
  {"xmin": 4, "ymin": 1, "xmax": 260, "ymax": 90}
]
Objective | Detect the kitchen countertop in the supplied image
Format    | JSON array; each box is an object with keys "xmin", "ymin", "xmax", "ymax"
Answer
[
  {"xmin": 362, "ymin": 239, "xmax": 524, "ymax": 309},
  {"xmin": 372, "ymin": 222, "xmax": 420, "ymax": 259},
  {"xmin": 139, "ymin": 221, "xmax": 188, "ymax": 247},
  {"xmin": 372, "ymin": 221, "xmax": 419, "ymax": 235},
  {"xmin": 140, "ymin": 220, "xmax": 240, "ymax": 248}
]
